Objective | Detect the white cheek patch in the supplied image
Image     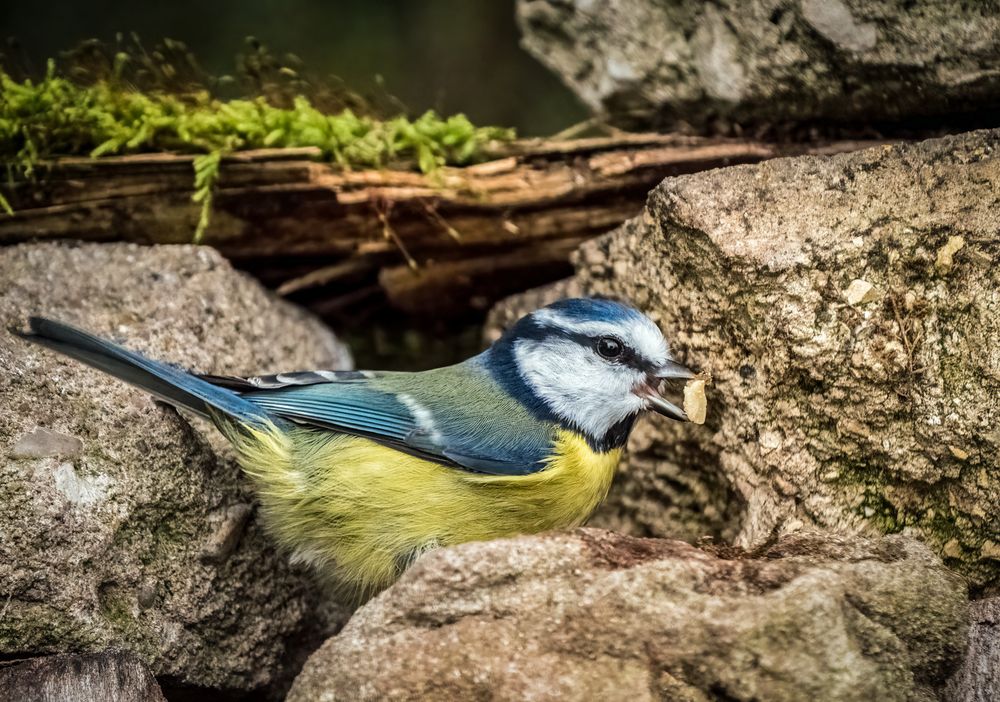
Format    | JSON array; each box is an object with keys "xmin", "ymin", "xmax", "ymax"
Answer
[{"xmin": 514, "ymin": 338, "xmax": 645, "ymax": 439}]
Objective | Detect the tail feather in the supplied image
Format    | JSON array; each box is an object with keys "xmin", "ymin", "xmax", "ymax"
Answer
[{"xmin": 15, "ymin": 317, "xmax": 271, "ymax": 427}]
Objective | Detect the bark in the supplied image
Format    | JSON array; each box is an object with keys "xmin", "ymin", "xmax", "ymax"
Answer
[
  {"xmin": 0, "ymin": 136, "xmax": 883, "ymax": 319},
  {"xmin": 944, "ymin": 599, "xmax": 1000, "ymax": 702},
  {"xmin": 0, "ymin": 651, "xmax": 166, "ymax": 702}
]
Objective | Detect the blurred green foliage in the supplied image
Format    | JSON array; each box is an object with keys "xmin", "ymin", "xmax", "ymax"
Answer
[
  {"xmin": 0, "ymin": 0, "xmax": 586, "ymax": 135},
  {"xmin": 0, "ymin": 42, "xmax": 514, "ymax": 241}
]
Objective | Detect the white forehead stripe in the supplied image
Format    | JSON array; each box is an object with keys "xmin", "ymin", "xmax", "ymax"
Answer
[{"xmin": 531, "ymin": 308, "xmax": 670, "ymax": 366}]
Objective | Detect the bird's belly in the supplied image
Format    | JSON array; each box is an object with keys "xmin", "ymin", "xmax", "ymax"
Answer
[{"xmin": 229, "ymin": 423, "xmax": 620, "ymax": 594}]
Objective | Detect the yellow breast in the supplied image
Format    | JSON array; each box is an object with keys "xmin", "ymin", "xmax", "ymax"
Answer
[{"xmin": 226, "ymin": 422, "xmax": 621, "ymax": 594}]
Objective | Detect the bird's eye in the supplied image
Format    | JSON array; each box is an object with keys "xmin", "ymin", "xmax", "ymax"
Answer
[{"xmin": 596, "ymin": 336, "xmax": 624, "ymax": 360}]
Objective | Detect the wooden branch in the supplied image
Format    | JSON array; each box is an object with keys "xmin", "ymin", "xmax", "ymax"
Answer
[
  {"xmin": 0, "ymin": 135, "xmax": 888, "ymax": 319},
  {"xmin": 379, "ymin": 237, "xmax": 588, "ymax": 317}
]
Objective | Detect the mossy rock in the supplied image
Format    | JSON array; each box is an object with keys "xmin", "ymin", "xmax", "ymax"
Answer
[{"xmin": 491, "ymin": 129, "xmax": 1000, "ymax": 593}]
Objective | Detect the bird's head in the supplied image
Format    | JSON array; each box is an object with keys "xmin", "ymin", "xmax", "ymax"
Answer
[{"xmin": 486, "ymin": 298, "xmax": 695, "ymax": 448}]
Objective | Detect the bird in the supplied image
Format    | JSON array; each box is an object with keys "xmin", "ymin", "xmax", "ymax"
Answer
[{"xmin": 17, "ymin": 298, "xmax": 696, "ymax": 596}]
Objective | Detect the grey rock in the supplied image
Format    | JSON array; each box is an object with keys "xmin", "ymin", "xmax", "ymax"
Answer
[
  {"xmin": 10, "ymin": 427, "xmax": 84, "ymax": 458},
  {"xmin": 288, "ymin": 529, "xmax": 967, "ymax": 701},
  {"xmin": 198, "ymin": 503, "xmax": 254, "ymax": 565},
  {"xmin": 516, "ymin": 0, "xmax": 1000, "ymax": 131},
  {"xmin": 488, "ymin": 129, "xmax": 1000, "ymax": 591},
  {"xmin": 945, "ymin": 599, "xmax": 1000, "ymax": 702},
  {"xmin": 0, "ymin": 243, "xmax": 352, "ymax": 692},
  {"xmin": 801, "ymin": 0, "xmax": 878, "ymax": 53},
  {"xmin": 0, "ymin": 650, "xmax": 166, "ymax": 702}
]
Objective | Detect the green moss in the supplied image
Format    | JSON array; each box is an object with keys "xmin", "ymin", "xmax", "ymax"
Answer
[
  {"xmin": 111, "ymin": 507, "xmax": 195, "ymax": 567},
  {"xmin": 831, "ymin": 458, "xmax": 1000, "ymax": 592},
  {"xmin": 0, "ymin": 601, "xmax": 101, "ymax": 651},
  {"xmin": 97, "ymin": 582, "xmax": 139, "ymax": 635},
  {"xmin": 0, "ymin": 58, "xmax": 514, "ymax": 240},
  {"xmin": 837, "ymin": 462, "xmax": 941, "ymax": 537},
  {"xmin": 858, "ymin": 490, "xmax": 905, "ymax": 533}
]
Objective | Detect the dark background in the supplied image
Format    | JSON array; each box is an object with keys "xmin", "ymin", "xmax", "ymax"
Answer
[{"xmin": 1, "ymin": 0, "xmax": 587, "ymax": 135}]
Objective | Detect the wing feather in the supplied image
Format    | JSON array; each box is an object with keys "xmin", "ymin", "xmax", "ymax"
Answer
[{"xmin": 203, "ymin": 368, "xmax": 551, "ymax": 475}]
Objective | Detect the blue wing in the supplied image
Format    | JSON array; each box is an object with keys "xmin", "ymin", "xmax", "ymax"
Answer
[{"xmin": 202, "ymin": 364, "xmax": 554, "ymax": 475}]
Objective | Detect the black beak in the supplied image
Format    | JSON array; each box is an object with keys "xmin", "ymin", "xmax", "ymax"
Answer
[
  {"xmin": 646, "ymin": 392, "xmax": 689, "ymax": 422},
  {"xmin": 639, "ymin": 359, "xmax": 696, "ymax": 422},
  {"xmin": 655, "ymin": 360, "xmax": 696, "ymax": 381}
]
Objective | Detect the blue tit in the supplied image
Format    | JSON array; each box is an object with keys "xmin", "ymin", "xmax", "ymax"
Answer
[{"xmin": 17, "ymin": 298, "xmax": 695, "ymax": 595}]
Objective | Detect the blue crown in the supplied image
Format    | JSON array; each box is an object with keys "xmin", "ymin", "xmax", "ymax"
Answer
[{"xmin": 542, "ymin": 298, "xmax": 644, "ymax": 325}]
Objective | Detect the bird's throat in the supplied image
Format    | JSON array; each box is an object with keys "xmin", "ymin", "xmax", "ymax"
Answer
[{"xmin": 576, "ymin": 412, "xmax": 637, "ymax": 453}]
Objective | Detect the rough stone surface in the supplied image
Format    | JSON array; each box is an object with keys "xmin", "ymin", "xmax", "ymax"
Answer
[
  {"xmin": 10, "ymin": 427, "xmax": 84, "ymax": 458},
  {"xmin": 288, "ymin": 529, "xmax": 967, "ymax": 702},
  {"xmin": 0, "ymin": 243, "xmax": 352, "ymax": 692},
  {"xmin": 516, "ymin": 0, "xmax": 1000, "ymax": 131},
  {"xmin": 488, "ymin": 130, "xmax": 1000, "ymax": 592},
  {"xmin": 945, "ymin": 599, "xmax": 1000, "ymax": 702},
  {"xmin": 0, "ymin": 650, "xmax": 167, "ymax": 702}
]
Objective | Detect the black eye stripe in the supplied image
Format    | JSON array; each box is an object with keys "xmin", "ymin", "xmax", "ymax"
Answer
[
  {"xmin": 507, "ymin": 318, "xmax": 657, "ymax": 373},
  {"xmin": 593, "ymin": 335, "xmax": 657, "ymax": 373}
]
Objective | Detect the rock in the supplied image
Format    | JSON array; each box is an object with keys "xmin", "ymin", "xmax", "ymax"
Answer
[
  {"xmin": 488, "ymin": 130, "xmax": 1000, "ymax": 591},
  {"xmin": 288, "ymin": 529, "xmax": 967, "ymax": 702},
  {"xmin": 936, "ymin": 236, "xmax": 967, "ymax": 275},
  {"xmin": 0, "ymin": 243, "xmax": 352, "ymax": 693},
  {"xmin": 844, "ymin": 279, "xmax": 878, "ymax": 306},
  {"xmin": 9, "ymin": 427, "xmax": 84, "ymax": 458},
  {"xmin": 516, "ymin": 0, "xmax": 1000, "ymax": 132},
  {"xmin": 945, "ymin": 599, "xmax": 1000, "ymax": 702},
  {"xmin": 0, "ymin": 650, "xmax": 166, "ymax": 702}
]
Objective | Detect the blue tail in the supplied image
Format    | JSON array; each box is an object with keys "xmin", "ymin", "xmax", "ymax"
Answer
[{"xmin": 16, "ymin": 317, "xmax": 272, "ymax": 427}]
